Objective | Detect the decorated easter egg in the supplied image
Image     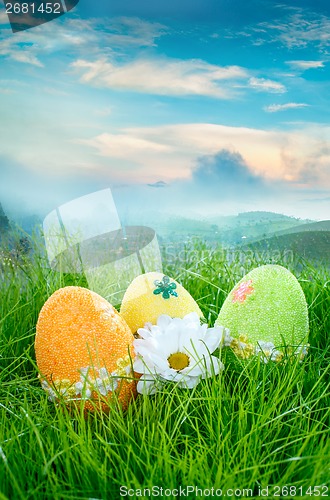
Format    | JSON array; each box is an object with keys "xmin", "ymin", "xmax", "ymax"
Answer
[
  {"xmin": 35, "ymin": 286, "xmax": 136, "ymax": 411},
  {"xmin": 215, "ymin": 265, "xmax": 309, "ymax": 363},
  {"xmin": 120, "ymin": 272, "xmax": 203, "ymax": 333}
]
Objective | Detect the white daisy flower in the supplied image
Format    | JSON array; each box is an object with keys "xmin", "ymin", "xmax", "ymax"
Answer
[{"xmin": 133, "ymin": 312, "xmax": 225, "ymax": 395}]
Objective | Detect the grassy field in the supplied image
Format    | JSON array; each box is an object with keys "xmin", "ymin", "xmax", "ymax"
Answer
[{"xmin": 0, "ymin": 238, "xmax": 329, "ymax": 499}]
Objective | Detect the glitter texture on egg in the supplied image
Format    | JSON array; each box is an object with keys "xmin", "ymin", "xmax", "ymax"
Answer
[
  {"xmin": 35, "ymin": 286, "xmax": 136, "ymax": 411},
  {"xmin": 215, "ymin": 265, "xmax": 309, "ymax": 362},
  {"xmin": 120, "ymin": 272, "xmax": 203, "ymax": 333}
]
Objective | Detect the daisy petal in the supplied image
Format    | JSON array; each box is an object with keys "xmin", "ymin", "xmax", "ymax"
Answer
[
  {"xmin": 137, "ymin": 328, "xmax": 153, "ymax": 339},
  {"xmin": 157, "ymin": 314, "xmax": 172, "ymax": 329},
  {"xmin": 183, "ymin": 312, "xmax": 200, "ymax": 323},
  {"xmin": 203, "ymin": 326, "xmax": 224, "ymax": 353},
  {"xmin": 181, "ymin": 359, "xmax": 204, "ymax": 377},
  {"xmin": 178, "ymin": 375, "xmax": 201, "ymax": 389},
  {"xmin": 134, "ymin": 313, "xmax": 224, "ymax": 394},
  {"xmin": 137, "ymin": 376, "xmax": 157, "ymax": 395},
  {"xmin": 161, "ymin": 368, "xmax": 185, "ymax": 382},
  {"xmin": 133, "ymin": 357, "xmax": 145, "ymax": 374},
  {"xmin": 202, "ymin": 356, "xmax": 224, "ymax": 378}
]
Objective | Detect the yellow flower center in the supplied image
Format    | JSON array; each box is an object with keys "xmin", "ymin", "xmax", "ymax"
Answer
[{"xmin": 167, "ymin": 352, "xmax": 190, "ymax": 371}]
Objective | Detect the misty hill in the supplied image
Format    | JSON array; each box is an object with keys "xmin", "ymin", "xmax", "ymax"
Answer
[
  {"xmin": 123, "ymin": 210, "xmax": 313, "ymax": 246},
  {"xmin": 209, "ymin": 210, "xmax": 310, "ymax": 224},
  {"xmin": 153, "ymin": 211, "xmax": 311, "ymax": 245},
  {"xmin": 237, "ymin": 211, "xmax": 304, "ymax": 221},
  {"xmin": 14, "ymin": 214, "xmax": 43, "ymax": 235},
  {"xmin": 244, "ymin": 231, "xmax": 330, "ymax": 268},
  {"xmin": 270, "ymin": 220, "xmax": 330, "ymax": 237},
  {"xmin": 0, "ymin": 202, "xmax": 11, "ymax": 236}
]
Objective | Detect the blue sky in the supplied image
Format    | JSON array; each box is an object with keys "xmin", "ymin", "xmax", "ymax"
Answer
[{"xmin": 0, "ymin": 0, "xmax": 329, "ymax": 221}]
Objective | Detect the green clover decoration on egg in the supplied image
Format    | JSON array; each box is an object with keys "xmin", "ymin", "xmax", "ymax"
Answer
[{"xmin": 153, "ymin": 275, "xmax": 178, "ymax": 299}]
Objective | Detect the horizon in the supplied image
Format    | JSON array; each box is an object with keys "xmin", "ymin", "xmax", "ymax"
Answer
[{"xmin": 1, "ymin": 199, "xmax": 325, "ymax": 232}]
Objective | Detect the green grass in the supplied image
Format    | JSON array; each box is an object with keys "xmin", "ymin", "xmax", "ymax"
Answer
[{"xmin": 0, "ymin": 237, "xmax": 329, "ymax": 499}]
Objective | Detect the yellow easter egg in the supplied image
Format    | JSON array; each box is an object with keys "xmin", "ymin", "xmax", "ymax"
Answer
[
  {"xmin": 120, "ymin": 272, "xmax": 203, "ymax": 333},
  {"xmin": 35, "ymin": 286, "xmax": 136, "ymax": 411}
]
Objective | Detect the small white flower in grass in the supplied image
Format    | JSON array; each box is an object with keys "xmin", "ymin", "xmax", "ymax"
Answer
[
  {"xmin": 75, "ymin": 367, "xmax": 93, "ymax": 399},
  {"xmin": 133, "ymin": 312, "xmax": 225, "ymax": 395},
  {"xmin": 94, "ymin": 367, "xmax": 118, "ymax": 396},
  {"xmin": 75, "ymin": 366, "xmax": 118, "ymax": 398},
  {"xmin": 256, "ymin": 341, "xmax": 282, "ymax": 363},
  {"xmin": 295, "ymin": 344, "xmax": 309, "ymax": 358},
  {"xmin": 41, "ymin": 379, "xmax": 57, "ymax": 402},
  {"xmin": 223, "ymin": 328, "xmax": 233, "ymax": 347}
]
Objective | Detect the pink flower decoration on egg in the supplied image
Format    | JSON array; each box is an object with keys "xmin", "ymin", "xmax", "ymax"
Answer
[{"xmin": 232, "ymin": 280, "xmax": 255, "ymax": 303}]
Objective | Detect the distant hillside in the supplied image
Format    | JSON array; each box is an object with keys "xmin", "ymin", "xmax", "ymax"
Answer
[
  {"xmin": 150, "ymin": 211, "xmax": 312, "ymax": 244},
  {"xmin": 209, "ymin": 210, "xmax": 311, "ymax": 224},
  {"xmin": 0, "ymin": 202, "xmax": 11, "ymax": 236},
  {"xmin": 204, "ymin": 211, "xmax": 311, "ymax": 244},
  {"xmin": 236, "ymin": 211, "xmax": 305, "ymax": 221},
  {"xmin": 271, "ymin": 220, "xmax": 330, "ymax": 237},
  {"xmin": 244, "ymin": 231, "xmax": 330, "ymax": 267},
  {"xmin": 14, "ymin": 214, "xmax": 43, "ymax": 235}
]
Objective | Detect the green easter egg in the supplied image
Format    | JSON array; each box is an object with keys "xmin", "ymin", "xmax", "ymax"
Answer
[{"xmin": 215, "ymin": 265, "xmax": 309, "ymax": 362}]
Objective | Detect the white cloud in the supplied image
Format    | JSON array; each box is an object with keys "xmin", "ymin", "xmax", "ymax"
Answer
[
  {"xmin": 0, "ymin": 9, "xmax": 9, "ymax": 25},
  {"xmin": 286, "ymin": 60, "xmax": 325, "ymax": 70},
  {"xmin": 264, "ymin": 103, "xmax": 309, "ymax": 113},
  {"xmin": 1, "ymin": 117, "xmax": 329, "ymax": 217},
  {"xmin": 11, "ymin": 50, "xmax": 44, "ymax": 67},
  {"xmin": 0, "ymin": 33, "xmax": 44, "ymax": 66},
  {"xmin": 255, "ymin": 12, "xmax": 330, "ymax": 49},
  {"xmin": 0, "ymin": 16, "xmax": 167, "ymax": 66},
  {"xmin": 249, "ymin": 77, "xmax": 286, "ymax": 93},
  {"xmin": 78, "ymin": 133, "xmax": 172, "ymax": 159},
  {"xmin": 72, "ymin": 57, "xmax": 248, "ymax": 98},
  {"xmin": 77, "ymin": 123, "xmax": 330, "ymax": 188},
  {"xmin": 97, "ymin": 16, "xmax": 167, "ymax": 48}
]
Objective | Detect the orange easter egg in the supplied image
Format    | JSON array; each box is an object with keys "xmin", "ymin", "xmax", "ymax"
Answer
[{"xmin": 35, "ymin": 286, "xmax": 136, "ymax": 411}]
